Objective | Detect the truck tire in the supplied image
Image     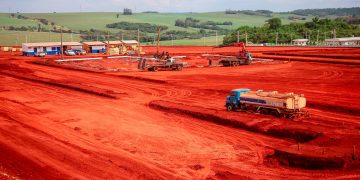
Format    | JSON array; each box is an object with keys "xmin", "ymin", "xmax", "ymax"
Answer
[
  {"xmin": 260, "ymin": 108, "xmax": 269, "ymax": 115},
  {"xmin": 270, "ymin": 110, "xmax": 280, "ymax": 117},
  {"xmin": 226, "ymin": 104, "xmax": 233, "ymax": 111},
  {"xmin": 153, "ymin": 66, "xmax": 158, "ymax": 72},
  {"xmin": 177, "ymin": 65, "xmax": 183, "ymax": 71}
]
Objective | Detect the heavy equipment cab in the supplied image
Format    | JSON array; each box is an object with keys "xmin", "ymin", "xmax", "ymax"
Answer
[{"xmin": 225, "ymin": 89, "xmax": 250, "ymax": 111}]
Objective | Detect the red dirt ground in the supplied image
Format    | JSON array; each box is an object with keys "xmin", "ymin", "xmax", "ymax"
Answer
[{"xmin": 0, "ymin": 46, "xmax": 360, "ymax": 179}]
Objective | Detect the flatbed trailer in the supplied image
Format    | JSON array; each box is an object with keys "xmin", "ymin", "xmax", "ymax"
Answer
[
  {"xmin": 219, "ymin": 58, "xmax": 251, "ymax": 66},
  {"xmin": 138, "ymin": 58, "xmax": 185, "ymax": 72}
]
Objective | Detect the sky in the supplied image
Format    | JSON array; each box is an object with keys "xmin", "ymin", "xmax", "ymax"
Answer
[{"xmin": 0, "ymin": 0, "xmax": 359, "ymax": 13}]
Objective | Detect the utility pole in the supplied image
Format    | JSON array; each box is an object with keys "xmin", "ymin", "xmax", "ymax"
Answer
[
  {"xmin": 237, "ymin": 31, "xmax": 239, "ymax": 43},
  {"xmin": 71, "ymin": 33, "xmax": 73, "ymax": 42},
  {"xmin": 316, "ymin": 30, "xmax": 319, "ymax": 45},
  {"xmin": 171, "ymin": 34, "xmax": 174, "ymax": 46},
  {"xmin": 96, "ymin": 33, "xmax": 99, "ymax": 41},
  {"xmin": 156, "ymin": 27, "xmax": 161, "ymax": 55},
  {"xmin": 215, "ymin": 31, "xmax": 218, "ymax": 46},
  {"xmin": 60, "ymin": 29, "xmax": 64, "ymax": 60},
  {"xmin": 16, "ymin": 33, "xmax": 19, "ymax": 46},
  {"xmin": 49, "ymin": 30, "xmax": 51, "ymax": 42},
  {"xmin": 137, "ymin": 29, "xmax": 140, "ymax": 43},
  {"xmin": 121, "ymin": 33, "xmax": 124, "ymax": 41},
  {"xmin": 290, "ymin": 33, "xmax": 293, "ymax": 46},
  {"xmin": 137, "ymin": 29, "xmax": 141, "ymax": 55},
  {"xmin": 107, "ymin": 31, "xmax": 110, "ymax": 56},
  {"xmin": 333, "ymin": 29, "xmax": 336, "ymax": 38},
  {"xmin": 203, "ymin": 34, "xmax": 205, "ymax": 46},
  {"xmin": 245, "ymin": 31, "xmax": 248, "ymax": 46},
  {"xmin": 28, "ymin": 34, "xmax": 31, "ymax": 43},
  {"xmin": 275, "ymin": 32, "xmax": 278, "ymax": 46},
  {"xmin": 25, "ymin": 34, "xmax": 28, "ymax": 43},
  {"xmin": 324, "ymin": 31, "xmax": 327, "ymax": 41}
]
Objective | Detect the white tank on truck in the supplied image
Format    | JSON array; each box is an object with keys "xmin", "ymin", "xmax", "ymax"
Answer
[{"xmin": 225, "ymin": 89, "xmax": 309, "ymax": 119}]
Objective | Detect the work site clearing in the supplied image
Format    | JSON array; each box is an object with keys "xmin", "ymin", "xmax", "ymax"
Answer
[{"xmin": 0, "ymin": 46, "xmax": 360, "ymax": 179}]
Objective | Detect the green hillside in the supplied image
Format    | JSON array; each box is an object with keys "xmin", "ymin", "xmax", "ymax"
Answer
[
  {"xmin": 0, "ymin": 11, "xmax": 313, "ymax": 46},
  {"xmin": 1, "ymin": 12, "xmax": 312, "ymax": 32},
  {"xmin": 0, "ymin": 13, "xmax": 38, "ymax": 27},
  {"xmin": 0, "ymin": 30, "xmax": 81, "ymax": 46}
]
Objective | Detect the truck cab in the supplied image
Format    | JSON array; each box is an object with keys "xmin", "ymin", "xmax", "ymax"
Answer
[
  {"xmin": 225, "ymin": 89, "xmax": 250, "ymax": 111},
  {"xmin": 165, "ymin": 58, "xmax": 174, "ymax": 66}
]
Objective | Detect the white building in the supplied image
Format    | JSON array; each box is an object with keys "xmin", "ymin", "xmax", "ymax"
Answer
[
  {"xmin": 292, "ymin": 39, "xmax": 308, "ymax": 46},
  {"xmin": 22, "ymin": 42, "xmax": 83, "ymax": 56},
  {"xmin": 325, "ymin": 37, "xmax": 360, "ymax": 46}
]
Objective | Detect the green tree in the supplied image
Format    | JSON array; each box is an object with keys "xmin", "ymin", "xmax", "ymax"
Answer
[{"xmin": 267, "ymin": 18, "xmax": 282, "ymax": 29}]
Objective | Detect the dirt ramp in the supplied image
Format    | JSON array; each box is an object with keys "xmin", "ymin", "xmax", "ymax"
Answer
[
  {"xmin": 149, "ymin": 100, "xmax": 319, "ymax": 143},
  {"xmin": 116, "ymin": 75, "xmax": 168, "ymax": 84},
  {"xmin": 272, "ymin": 149, "xmax": 346, "ymax": 170},
  {"xmin": 267, "ymin": 134, "xmax": 360, "ymax": 170},
  {"xmin": 307, "ymin": 101, "xmax": 360, "ymax": 116},
  {"xmin": 255, "ymin": 54, "xmax": 360, "ymax": 65},
  {"xmin": 267, "ymin": 128, "xmax": 320, "ymax": 143},
  {"xmin": 0, "ymin": 64, "xmax": 123, "ymax": 99}
]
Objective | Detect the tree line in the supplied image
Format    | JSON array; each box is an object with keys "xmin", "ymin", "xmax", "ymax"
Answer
[
  {"xmin": 106, "ymin": 22, "xmax": 168, "ymax": 33},
  {"xmin": 174, "ymin": 17, "xmax": 232, "ymax": 35},
  {"xmin": 289, "ymin": 7, "xmax": 360, "ymax": 17},
  {"xmin": 223, "ymin": 17, "xmax": 360, "ymax": 45},
  {"xmin": 225, "ymin": 9, "xmax": 272, "ymax": 17}
]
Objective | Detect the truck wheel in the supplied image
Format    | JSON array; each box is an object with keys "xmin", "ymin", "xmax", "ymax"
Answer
[
  {"xmin": 177, "ymin": 66, "xmax": 183, "ymax": 71},
  {"xmin": 226, "ymin": 105, "xmax": 233, "ymax": 111},
  {"xmin": 271, "ymin": 110, "xmax": 280, "ymax": 117},
  {"xmin": 240, "ymin": 104, "xmax": 246, "ymax": 110},
  {"xmin": 153, "ymin": 66, "xmax": 158, "ymax": 72},
  {"xmin": 260, "ymin": 108, "xmax": 268, "ymax": 115}
]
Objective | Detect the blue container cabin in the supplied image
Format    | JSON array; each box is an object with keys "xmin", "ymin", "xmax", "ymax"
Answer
[
  {"xmin": 22, "ymin": 42, "xmax": 84, "ymax": 56},
  {"xmin": 82, "ymin": 41, "xmax": 106, "ymax": 54},
  {"xmin": 22, "ymin": 43, "xmax": 61, "ymax": 56}
]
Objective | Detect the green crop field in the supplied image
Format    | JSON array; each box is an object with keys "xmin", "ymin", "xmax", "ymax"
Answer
[
  {"xmin": 20, "ymin": 12, "xmax": 310, "ymax": 32},
  {"xmin": 0, "ymin": 14, "xmax": 39, "ymax": 27},
  {"xmin": 0, "ymin": 12, "xmax": 312, "ymax": 46},
  {"xmin": 0, "ymin": 30, "xmax": 81, "ymax": 46},
  {"xmin": 157, "ymin": 35, "xmax": 225, "ymax": 46}
]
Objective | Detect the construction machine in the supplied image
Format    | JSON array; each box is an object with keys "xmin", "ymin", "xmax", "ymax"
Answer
[
  {"xmin": 137, "ymin": 56, "xmax": 186, "ymax": 71},
  {"xmin": 136, "ymin": 27, "xmax": 187, "ymax": 71},
  {"xmin": 203, "ymin": 42, "xmax": 253, "ymax": 66}
]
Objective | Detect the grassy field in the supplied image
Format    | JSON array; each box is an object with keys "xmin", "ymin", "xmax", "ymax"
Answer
[
  {"xmin": 0, "ymin": 30, "xmax": 81, "ymax": 46},
  {"xmin": 0, "ymin": 12, "xmax": 312, "ymax": 46},
  {"xmin": 1, "ymin": 12, "xmax": 311, "ymax": 32},
  {"xmin": 0, "ymin": 29, "xmax": 220, "ymax": 46},
  {"xmin": 158, "ymin": 35, "xmax": 225, "ymax": 46},
  {"xmin": 0, "ymin": 14, "xmax": 39, "ymax": 27}
]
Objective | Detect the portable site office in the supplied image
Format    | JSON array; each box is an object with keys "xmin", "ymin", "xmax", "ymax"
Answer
[{"xmin": 22, "ymin": 42, "xmax": 83, "ymax": 56}]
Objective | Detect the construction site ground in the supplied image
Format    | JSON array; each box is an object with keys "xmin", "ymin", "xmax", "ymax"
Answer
[{"xmin": 0, "ymin": 46, "xmax": 359, "ymax": 179}]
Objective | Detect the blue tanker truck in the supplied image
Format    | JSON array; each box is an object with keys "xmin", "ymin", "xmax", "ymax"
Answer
[{"xmin": 225, "ymin": 88, "xmax": 309, "ymax": 119}]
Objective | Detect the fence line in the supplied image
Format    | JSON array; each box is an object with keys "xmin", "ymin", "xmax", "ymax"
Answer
[{"xmin": 0, "ymin": 30, "xmax": 358, "ymax": 46}]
